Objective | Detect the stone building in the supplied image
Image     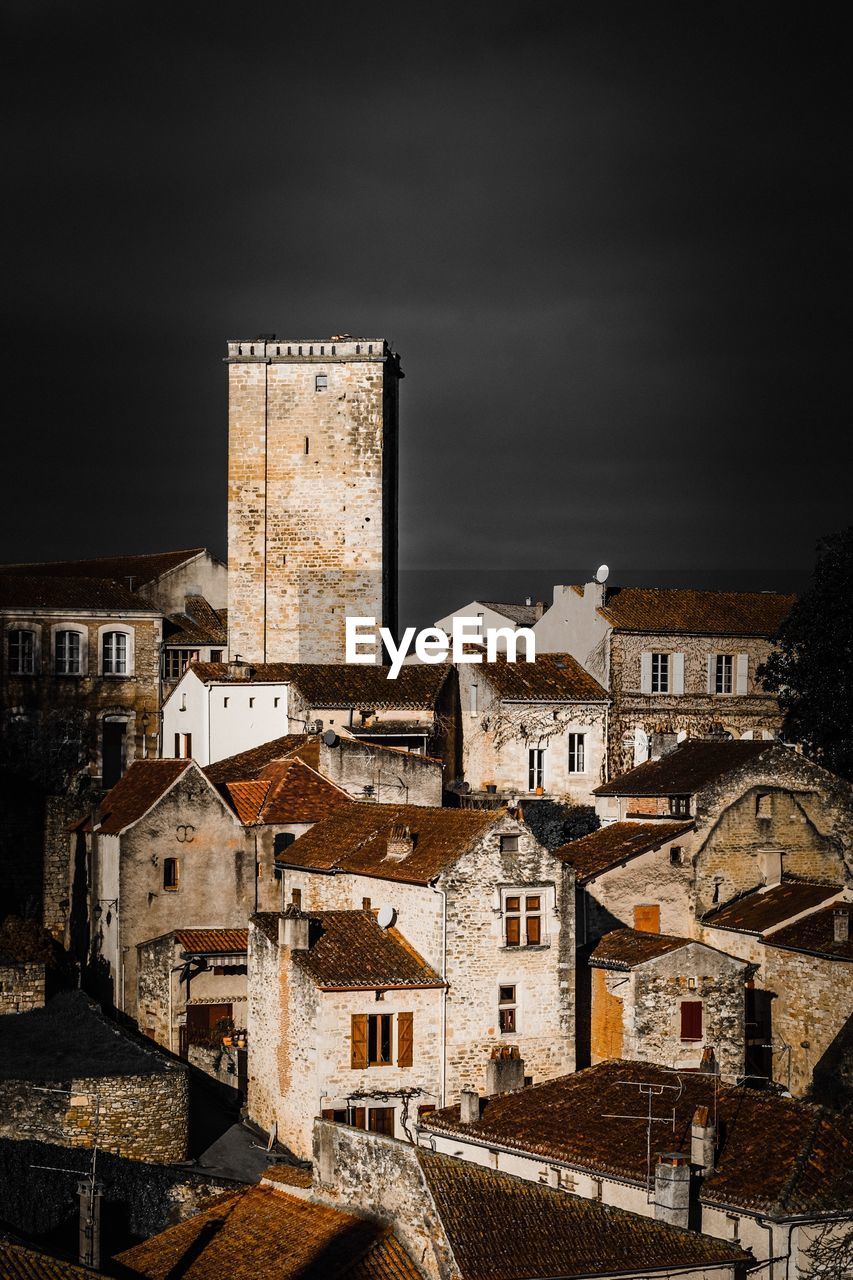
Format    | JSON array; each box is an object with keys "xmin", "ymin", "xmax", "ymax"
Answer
[
  {"xmin": 456, "ymin": 651, "xmax": 608, "ymax": 803},
  {"xmin": 534, "ymin": 581, "xmax": 794, "ymax": 776},
  {"xmin": 249, "ymin": 907, "xmax": 445, "ymax": 1159},
  {"xmin": 419, "ymin": 1059, "xmax": 853, "ymax": 1278},
  {"xmin": 434, "ymin": 597, "xmax": 544, "ymax": 649},
  {"xmin": 589, "ymin": 928, "xmax": 748, "ymax": 1079},
  {"xmin": 266, "ymin": 802, "xmax": 575, "ymax": 1108},
  {"xmin": 161, "ymin": 594, "xmax": 227, "ymax": 689},
  {"xmin": 226, "ymin": 336, "xmax": 402, "ymax": 664},
  {"xmin": 0, "ymin": 957, "xmax": 46, "ymax": 1013}
]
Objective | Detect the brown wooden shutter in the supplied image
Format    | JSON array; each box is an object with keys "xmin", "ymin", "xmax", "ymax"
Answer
[
  {"xmin": 680, "ymin": 1001, "xmax": 703, "ymax": 1041},
  {"xmin": 397, "ymin": 1012, "xmax": 413, "ymax": 1067},
  {"xmin": 351, "ymin": 1014, "xmax": 368, "ymax": 1068},
  {"xmin": 633, "ymin": 904, "xmax": 660, "ymax": 933}
]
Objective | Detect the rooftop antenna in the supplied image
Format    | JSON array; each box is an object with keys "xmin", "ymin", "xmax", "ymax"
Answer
[{"xmin": 602, "ymin": 1076, "xmax": 682, "ymax": 1202}]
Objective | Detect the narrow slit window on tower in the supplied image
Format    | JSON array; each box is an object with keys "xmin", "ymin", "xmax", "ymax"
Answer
[{"xmin": 304, "ymin": 437, "xmax": 310, "ymax": 455}]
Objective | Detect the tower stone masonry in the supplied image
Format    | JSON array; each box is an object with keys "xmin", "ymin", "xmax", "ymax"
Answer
[{"xmin": 226, "ymin": 336, "xmax": 401, "ymax": 663}]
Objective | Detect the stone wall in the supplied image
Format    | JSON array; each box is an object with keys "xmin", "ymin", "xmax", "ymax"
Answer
[
  {"xmin": 0, "ymin": 961, "xmax": 45, "ymax": 1013},
  {"xmin": 227, "ymin": 341, "xmax": 400, "ymax": 664},
  {"xmin": 316, "ymin": 736, "xmax": 443, "ymax": 806},
  {"xmin": 763, "ymin": 946, "xmax": 853, "ymax": 1097},
  {"xmin": 0, "ymin": 1066, "xmax": 188, "ymax": 1162},
  {"xmin": 577, "ymin": 836, "xmax": 697, "ymax": 947}
]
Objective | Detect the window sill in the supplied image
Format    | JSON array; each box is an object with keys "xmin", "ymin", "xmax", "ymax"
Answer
[{"xmin": 501, "ymin": 944, "xmax": 550, "ymax": 952}]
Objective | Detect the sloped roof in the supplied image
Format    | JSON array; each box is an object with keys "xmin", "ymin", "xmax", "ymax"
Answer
[
  {"xmin": 175, "ymin": 929, "xmax": 248, "ymax": 955},
  {"xmin": 113, "ymin": 1184, "xmax": 420, "ymax": 1280},
  {"xmin": 480, "ymin": 652, "xmax": 608, "ymax": 702},
  {"xmin": 273, "ymin": 803, "xmax": 501, "ymax": 886},
  {"xmin": 0, "ymin": 548, "xmax": 214, "ymax": 586},
  {"xmin": 91, "ymin": 759, "xmax": 195, "ymax": 834},
  {"xmin": 590, "ymin": 927, "xmax": 696, "ymax": 970},
  {"xmin": 218, "ymin": 759, "xmax": 351, "ymax": 825},
  {"xmin": 282, "ymin": 910, "xmax": 444, "ymax": 989},
  {"xmin": 0, "ymin": 1242, "xmax": 95, "ymax": 1279},
  {"xmin": 420, "ymin": 1059, "xmax": 853, "ymax": 1218},
  {"xmin": 0, "ymin": 574, "xmax": 159, "ymax": 613},
  {"xmin": 555, "ymin": 820, "xmax": 693, "ymax": 883},
  {"xmin": 598, "ymin": 586, "xmax": 795, "ymax": 636},
  {"xmin": 765, "ymin": 903, "xmax": 853, "ymax": 960},
  {"xmin": 702, "ymin": 879, "xmax": 842, "ymax": 936},
  {"xmin": 416, "ymin": 1151, "xmax": 749, "ymax": 1277},
  {"xmin": 478, "ymin": 600, "xmax": 541, "ymax": 625},
  {"xmin": 205, "ymin": 735, "xmax": 320, "ymax": 783},
  {"xmin": 165, "ymin": 596, "xmax": 228, "ymax": 646},
  {"xmin": 595, "ymin": 739, "xmax": 778, "ymax": 796},
  {"xmin": 221, "ymin": 779, "xmax": 273, "ymax": 824},
  {"xmin": 188, "ymin": 662, "xmax": 450, "ymax": 709}
]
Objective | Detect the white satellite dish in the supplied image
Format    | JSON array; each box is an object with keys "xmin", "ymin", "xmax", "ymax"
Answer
[
  {"xmin": 376, "ymin": 905, "xmax": 396, "ymax": 929},
  {"xmin": 594, "ymin": 564, "xmax": 610, "ymax": 584}
]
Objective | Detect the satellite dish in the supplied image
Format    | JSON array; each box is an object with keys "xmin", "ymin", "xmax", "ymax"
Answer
[
  {"xmin": 594, "ymin": 564, "xmax": 610, "ymax": 584},
  {"xmin": 322, "ymin": 729, "xmax": 340, "ymax": 747},
  {"xmin": 376, "ymin": 905, "xmax": 396, "ymax": 929}
]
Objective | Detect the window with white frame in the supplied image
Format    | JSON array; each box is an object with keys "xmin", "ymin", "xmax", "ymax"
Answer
[
  {"xmin": 504, "ymin": 891, "xmax": 544, "ymax": 947},
  {"xmin": 715, "ymin": 654, "xmax": 733, "ymax": 694},
  {"xmin": 528, "ymin": 748, "xmax": 545, "ymax": 791},
  {"xmin": 567, "ymin": 732, "xmax": 585, "ymax": 773},
  {"xmin": 55, "ymin": 629, "xmax": 82, "ymax": 675},
  {"xmin": 651, "ymin": 652, "xmax": 669, "ymax": 693},
  {"xmin": 498, "ymin": 985, "xmax": 517, "ymax": 1033},
  {"xmin": 102, "ymin": 631, "xmax": 128, "ymax": 675},
  {"xmin": 8, "ymin": 629, "xmax": 36, "ymax": 675}
]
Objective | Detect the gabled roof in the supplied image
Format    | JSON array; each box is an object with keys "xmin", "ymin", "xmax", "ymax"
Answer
[
  {"xmin": 0, "ymin": 1242, "xmax": 96, "ymax": 1279},
  {"xmin": 590, "ymin": 927, "xmax": 703, "ymax": 970},
  {"xmin": 91, "ymin": 759, "xmax": 196, "ymax": 834},
  {"xmin": 416, "ymin": 1151, "xmax": 749, "ymax": 1277},
  {"xmin": 764, "ymin": 903, "xmax": 853, "ymax": 960},
  {"xmin": 164, "ymin": 595, "xmax": 228, "ymax": 646},
  {"xmin": 420, "ymin": 1059, "xmax": 853, "ymax": 1218},
  {"xmin": 597, "ymin": 586, "xmax": 795, "ymax": 636},
  {"xmin": 595, "ymin": 739, "xmax": 779, "ymax": 796},
  {"xmin": 0, "ymin": 548, "xmax": 215, "ymax": 586},
  {"xmin": 220, "ymin": 758, "xmax": 351, "ymax": 825},
  {"xmin": 113, "ymin": 1184, "xmax": 420, "ymax": 1280},
  {"xmin": 175, "ymin": 929, "xmax": 248, "ymax": 955},
  {"xmin": 267, "ymin": 910, "xmax": 444, "ymax": 989},
  {"xmin": 477, "ymin": 599, "xmax": 541, "ymax": 626},
  {"xmin": 479, "ymin": 652, "xmax": 608, "ymax": 702},
  {"xmin": 0, "ymin": 574, "xmax": 160, "ymax": 613},
  {"xmin": 187, "ymin": 661, "xmax": 450, "ymax": 709},
  {"xmin": 555, "ymin": 820, "xmax": 693, "ymax": 883},
  {"xmin": 205, "ymin": 735, "xmax": 320, "ymax": 783},
  {"xmin": 274, "ymin": 803, "xmax": 503, "ymax": 886},
  {"xmin": 702, "ymin": 878, "xmax": 842, "ymax": 936}
]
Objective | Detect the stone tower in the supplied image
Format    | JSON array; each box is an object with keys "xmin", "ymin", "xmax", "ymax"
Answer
[{"xmin": 226, "ymin": 336, "xmax": 401, "ymax": 663}]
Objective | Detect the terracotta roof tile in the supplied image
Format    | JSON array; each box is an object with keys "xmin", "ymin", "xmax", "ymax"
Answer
[
  {"xmin": 416, "ymin": 1151, "xmax": 749, "ymax": 1276},
  {"xmin": 554, "ymin": 820, "xmax": 693, "ymax": 883},
  {"xmin": 275, "ymin": 803, "xmax": 502, "ymax": 886},
  {"xmin": 112, "ymin": 1183, "xmax": 420, "ymax": 1280},
  {"xmin": 261, "ymin": 1164, "xmax": 313, "ymax": 1188},
  {"xmin": 221, "ymin": 779, "xmax": 272, "ymax": 824},
  {"xmin": 0, "ymin": 548, "xmax": 215, "ymax": 586},
  {"xmin": 92, "ymin": 759, "xmax": 195, "ymax": 834},
  {"xmin": 0, "ymin": 1242, "xmax": 95, "ymax": 1279},
  {"xmin": 205, "ymin": 735, "xmax": 320, "ymax": 782},
  {"xmin": 595, "ymin": 738, "xmax": 779, "ymax": 796},
  {"xmin": 477, "ymin": 600, "xmax": 541, "ymax": 625},
  {"xmin": 0, "ymin": 574, "xmax": 159, "ymax": 612},
  {"xmin": 764, "ymin": 903, "xmax": 853, "ymax": 960},
  {"xmin": 598, "ymin": 586, "xmax": 795, "ymax": 635},
  {"xmin": 175, "ymin": 929, "xmax": 248, "ymax": 955},
  {"xmin": 703, "ymin": 878, "xmax": 842, "ymax": 935},
  {"xmin": 253, "ymin": 759, "xmax": 352, "ymax": 824},
  {"xmin": 287, "ymin": 911, "xmax": 444, "ymax": 989},
  {"xmin": 165, "ymin": 596, "xmax": 228, "ymax": 646},
  {"xmin": 480, "ymin": 651, "xmax": 608, "ymax": 702},
  {"xmin": 420, "ymin": 1060, "xmax": 853, "ymax": 1217},
  {"xmin": 187, "ymin": 662, "xmax": 450, "ymax": 709},
  {"xmin": 590, "ymin": 927, "xmax": 697, "ymax": 970}
]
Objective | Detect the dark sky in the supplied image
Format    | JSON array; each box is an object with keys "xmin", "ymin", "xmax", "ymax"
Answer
[{"xmin": 2, "ymin": 2, "xmax": 849, "ymax": 625}]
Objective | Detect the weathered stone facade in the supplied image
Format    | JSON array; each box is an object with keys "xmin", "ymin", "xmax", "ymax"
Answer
[
  {"xmin": 0, "ymin": 960, "xmax": 45, "ymax": 1013},
  {"xmin": 136, "ymin": 929, "xmax": 248, "ymax": 1061},
  {"xmin": 763, "ymin": 944, "xmax": 852, "ymax": 1097},
  {"xmin": 226, "ymin": 338, "xmax": 401, "ymax": 664}
]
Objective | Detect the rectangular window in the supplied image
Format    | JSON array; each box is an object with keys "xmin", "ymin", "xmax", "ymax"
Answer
[
  {"xmin": 209, "ymin": 649, "xmax": 223, "ymax": 662},
  {"xmin": 367, "ymin": 1107, "xmax": 395, "ymax": 1135},
  {"xmin": 469, "ymin": 683, "xmax": 478, "ymax": 717},
  {"xmin": 8, "ymin": 629, "xmax": 36, "ymax": 675},
  {"xmin": 504, "ymin": 893, "xmax": 544, "ymax": 947},
  {"xmin": 651, "ymin": 653, "xmax": 669, "ymax": 693},
  {"xmin": 499, "ymin": 834, "xmax": 519, "ymax": 854},
  {"xmin": 55, "ymin": 630, "xmax": 81, "ymax": 675},
  {"xmin": 669, "ymin": 795, "xmax": 690, "ymax": 817},
  {"xmin": 163, "ymin": 857, "xmax": 179, "ymax": 891},
  {"xmin": 498, "ymin": 985, "xmax": 517, "ymax": 1034},
  {"xmin": 633, "ymin": 903, "xmax": 660, "ymax": 933},
  {"xmin": 680, "ymin": 1000, "xmax": 703, "ymax": 1041},
  {"xmin": 397, "ymin": 1011, "xmax": 413, "ymax": 1067},
  {"xmin": 291, "ymin": 888, "xmax": 302, "ymax": 908},
  {"xmin": 103, "ymin": 631, "xmax": 128, "ymax": 675},
  {"xmin": 177, "ymin": 733, "xmax": 192, "ymax": 759},
  {"xmin": 756, "ymin": 793, "xmax": 772, "ymax": 819},
  {"xmin": 315, "ymin": 373, "xmax": 328, "ymax": 391},
  {"xmin": 528, "ymin": 748, "xmax": 545, "ymax": 791},
  {"xmin": 164, "ymin": 648, "xmax": 199, "ymax": 679},
  {"xmin": 367, "ymin": 1013, "xmax": 393, "ymax": 1065},
  {"xmin": 567, "ymin": 732, "xmax": 585, "ymax": 774},
  {"xmin": 715, "ymin": 654, "xmax": 733, "ymax": 694},
  {"xmin": 669, "ymin": 846, "xmax": 683, "ymax": 866}
]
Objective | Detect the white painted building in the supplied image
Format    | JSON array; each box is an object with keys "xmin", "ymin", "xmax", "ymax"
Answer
[{"xmin": 161, "ymin": 663, "xmax": 291, "ymax": 765}]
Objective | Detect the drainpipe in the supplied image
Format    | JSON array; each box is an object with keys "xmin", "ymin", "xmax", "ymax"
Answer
[{"xmin": 430, "ymin": 880, "xmax": 449, "ymax": 1107}]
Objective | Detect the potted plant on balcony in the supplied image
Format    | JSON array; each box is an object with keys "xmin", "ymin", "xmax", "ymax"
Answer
[{"xmin": 215, "ymin": 1015, "xmax": 235, "ymax": 1047}]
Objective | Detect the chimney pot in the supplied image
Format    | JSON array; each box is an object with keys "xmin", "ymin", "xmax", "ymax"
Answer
[
  {"xmin": 459, "ymin": 1088, "xmax": 480, "ymax": 1125},
  {"xmin": 691, "ymin": 1106, "xmax": 716, "ymax": 1176}
]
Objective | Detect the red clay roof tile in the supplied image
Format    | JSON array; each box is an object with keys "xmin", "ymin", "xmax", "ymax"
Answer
[
  {"xmin": 175, "ymin": 929, "xmax": 248, "ymax": 955},
  {"xmin": 703, "ymin": 878, "xmax": 842, "ymax": 935},
  {"xmin": 479, "ymin": 651, "xmax": 608, "ymax": 702},
  {"xmin": 598, "ymin": 586, "xmax": 795, "ymax": 635},
  {"xmin": 554, "ymin": 820, "xmax": 693, "ymax": 883},
  {"xmin": 93, "ymin": 760, "xmax": 195, "ymax": 834}
]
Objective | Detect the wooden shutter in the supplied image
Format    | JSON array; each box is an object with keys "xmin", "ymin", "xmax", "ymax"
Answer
[
  {"xmin": 640, "ymin": 652, "xmax": 652, "ymax": 694},
  {"xmin": 736, "ymin": 653, "xmax": 749, "ymax": 694},
  {"xmin": 707, "ymin": 653, "xmax": 716, "ymax": 694},
  {"xmin": 672, "ymin": 653, "xmax": 685, "ymax": 696},
  {"xmin": 397, "ymin": 1012, "xmax": 413, "ymax": 1068},
  {"xmin": 680, "ymin": 1001, "xmax": 703, "ymax": 1041},
  {"xmin": 351, "ymin": 1014, "xmax": 368, "ymax": 1069},
  {"xmin": 633, "ymin": 904, "xmax": 660, "ymax": 933}
]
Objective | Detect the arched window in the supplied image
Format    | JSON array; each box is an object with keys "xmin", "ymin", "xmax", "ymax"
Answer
[
  {"xmin": 8, "ymin": 629, "xmax": 36, "ymax": 675},
  {"xmin": 55, "ymin": 629, "xmax": 82, "ymax": 675},
  {"xmin": 102, "ymin": 631, "xmax": 128, "ymax": 675}
]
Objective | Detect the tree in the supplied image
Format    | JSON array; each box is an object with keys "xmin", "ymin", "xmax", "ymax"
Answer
[
  {"xmin": 523, "ymin": 800, "xmax": 600, "ymax": 850},
  {"xmin": 757, "ymin": 527, "xmax": 853, "ymax": 781}
]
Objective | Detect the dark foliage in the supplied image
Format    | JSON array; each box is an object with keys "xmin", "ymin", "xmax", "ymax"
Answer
[
  {"xmin": 757, "ymin": 527, "xmax": 853, "ymax": 781},
  {"xmin": 522, "ymin": 800, "xmax": 600, "ymax": 850}
]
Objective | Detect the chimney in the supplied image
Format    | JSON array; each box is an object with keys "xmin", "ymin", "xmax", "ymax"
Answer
[
  {"xmin": 227, "ymin": 658, "xmax": 254, "ymax": 680},
  {"xmin": 583, "ymin": 580, "xmax": 605, "ymax": 608},
  {"xmin": 833, "ymin": 908, "xmax": 850, "ymax": 944},
  {"xmin": 535, "ymin": 600, "xmax": 546, "ymax": 620},
  {"xmin": 485, "ymin": 1045, "xmax": 525, "ymax": 1096},
  {"xmin": 278, "ymin": 905, "xmax": 309, "ymax": 951},
  {"xmin": 691, "ymin": 1105, "xmax": 716, "ymax": 1176},
  {"xmin": 459, "ymin": 1088, "xmax": 480, "ymax": 1124},
  {"xmin": 385, "ymin": 825, "xmax": 415, "ymax": 861},
  {"xmin": 77, "ymin": 1179, "xmax": 103, "ymax": 1270},
  {"xmin": 654, "ymin": 1152, "xmax": 690, "ymax": 1229},
  {"xmin": 700, "ymin": 1046, "xmax": 719, "ymax": 1075}
]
